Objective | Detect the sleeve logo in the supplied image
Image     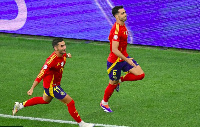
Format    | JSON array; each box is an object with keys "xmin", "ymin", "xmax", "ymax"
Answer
[
  {"xmin": 43, "ymin": 65, "xmax": 48, "ymax": 69},
  {"xmin": 61, "ymin": 62, "xmax": 64, "ymax": 66}
]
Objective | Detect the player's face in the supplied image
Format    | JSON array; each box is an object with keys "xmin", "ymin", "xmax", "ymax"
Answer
[
  {"xmin": 117, "ymin": 8, "xmax": 127, "ymax": 22},
  {"xmin": 55, "ymin": 41, "xmax": 66, "ymax": 55}
]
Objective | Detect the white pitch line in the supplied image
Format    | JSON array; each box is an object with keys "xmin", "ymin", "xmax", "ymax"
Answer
[{"xmin": 0, "ymin": 114, "xmax": 129, "ymax": 127}]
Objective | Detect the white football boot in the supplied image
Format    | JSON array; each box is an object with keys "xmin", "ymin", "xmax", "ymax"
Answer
[{"xmin": 12, "ymin": 102, "xmax": 23, "ymax": 116}]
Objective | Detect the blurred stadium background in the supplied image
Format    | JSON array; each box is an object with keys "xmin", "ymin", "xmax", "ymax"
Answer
[{"xmin": 0, "ymin": 0, "xmax": 200, "ymax": 50}]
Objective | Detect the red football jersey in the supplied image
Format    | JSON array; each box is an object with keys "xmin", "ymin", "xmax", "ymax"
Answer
[
  {"xmin": 107, "ymin": 22, "xmax": 129, "ymax": 63},
  {"xmin": 35, "ymin": 52, "xmax": 67, "ymax": 88}
]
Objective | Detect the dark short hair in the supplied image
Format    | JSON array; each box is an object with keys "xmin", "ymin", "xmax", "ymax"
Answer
[
  {"xmin": 52, "ymin": 38, "xmax": 63, "ymax": 48},
  {"xmin": 112, "ymin": 6, "xmax": 124, "ymax": 17}
]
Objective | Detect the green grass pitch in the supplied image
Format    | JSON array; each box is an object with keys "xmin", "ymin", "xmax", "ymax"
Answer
[{"xmin": 0, "ymin": 33, "xmax": 200, "ymax": 127}]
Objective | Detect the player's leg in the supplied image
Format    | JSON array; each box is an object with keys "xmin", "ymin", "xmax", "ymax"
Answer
[
  {"xmin": 100, "ymin": 80, "xmax": 119, "ymax": 113},
  {"xmin": 103, "ymin": 79, "xmax": 119, "ymax": 102},
  {"xmin": 59, "ymin": 94, "xmax": 82, "ymax": 123},
  {"xmin": 43, "ymin": 93, "xmax": 54, "ymax": 103},
  {"xmin": 53, "ymin": 86, "xmax": 81, "ymax": 123},
  {"xmin": 120, "ymin": 59, "xmax": 145, "ymax": 82},
  {"xmin": 12, "ymin": 93, "xmax": 52, "ymax": 116},
  {"xmin": 23, "ymin": 94, "xmax": 52, "ymax": 107},
  {"xmin": 55, "ymin": 86, "xmax": 94, "ymax": 127},
  {"xmin": 100, "ymin": 61, "xmax": 121, "ymax": 113}
]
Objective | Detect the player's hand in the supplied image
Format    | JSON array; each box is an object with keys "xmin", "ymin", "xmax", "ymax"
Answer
[
  {"xmin": 27, "ymin": 89, "xmax": 33, "ymax": 96},
  {"xmin": 126, "ymin": 58, "xmax": 137, "ymax": 68},
  {"xmin": 67, "ymin": 53, "xmax": 71, "ymax": 58}
]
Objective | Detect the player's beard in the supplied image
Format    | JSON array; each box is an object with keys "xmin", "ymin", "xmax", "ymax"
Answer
[
  {"xmin": 119, "ymin": 16, "xmax": 127, "ymax": 22},
  {"xmin": 122, "ymin": 16, "xmax": 127, "ymax": 22},
  {"xmin": 58, "ymin": 49, "xmax": 66, "ymax": 55},
  {"xmin": 61, "ymin": 50, "xmax": 66, "ymax": 54}
]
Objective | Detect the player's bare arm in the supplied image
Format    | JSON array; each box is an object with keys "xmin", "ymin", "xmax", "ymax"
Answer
[
  {"xmin": 112, "ymin": 41, "xmax": 137, "ymax": 67},
  {"xmin": 27, "ymin": 81, "xmax": 39, "ymax": 96}
]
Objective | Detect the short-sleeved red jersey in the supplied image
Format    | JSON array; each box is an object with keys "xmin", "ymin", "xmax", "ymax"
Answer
[
  {"xmin": 35, "ymin": 52, "xmax": 67, "ymax": 88},
  {"xmin": 107, "ymin": 22, "xmax": 129, "ymax": 63}
]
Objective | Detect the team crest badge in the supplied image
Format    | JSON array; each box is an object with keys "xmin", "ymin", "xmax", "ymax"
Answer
[
  {"xmin": 114, "ymin": 35, "xmax": 118, "ymax": 40},
  {"xmin": 61, "ymin": 92, "xmax": 65, "ymax": 95}
]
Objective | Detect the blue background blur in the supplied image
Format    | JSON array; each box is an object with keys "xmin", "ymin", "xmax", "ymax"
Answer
[{"xmin": 0, "ymin": 0, "xmax": 199, "ymax": 50}]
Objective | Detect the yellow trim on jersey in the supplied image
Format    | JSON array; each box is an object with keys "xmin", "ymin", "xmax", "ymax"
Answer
[
  {"xmin": 37, "ymin": 54, "xmax": 57, "ymax": 80},
  {"xmin": 49, "ymin": 75, "xmax": 55, "ymax": 97},
  {"xmin": 47, "ymin": 54, "xmax": 57, "ymax": 65},
  {"xmin": 37, "ymin": 69, "xmax": 45, "ymax": 79},
  {"xmin": 57, "ymin": 62, "xmax": 60, "ymax": 66},
  {"xmin": 64, "ymin": 56, "xmax": 66, "ymax": 62},
  {"xmin": 107, "ymin": 57, "xmax": 120, "ymax": 74},
  {"xmin": 115, "ymin": 23, "xmax": 119, "ymax": 35}
]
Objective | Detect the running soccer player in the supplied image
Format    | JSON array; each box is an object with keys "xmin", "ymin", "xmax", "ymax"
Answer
[
  {"xmin": 100, "ymin": 6, "xmax": 145, "ymax": 113},
  {"xmin": 12, "ymin": 38, "xmax": 94, "ymax": 127}
]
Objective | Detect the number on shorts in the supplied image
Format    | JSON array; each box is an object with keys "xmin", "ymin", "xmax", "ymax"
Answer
[
  {"xmin": 54, "ymin": 86, "xmax": 61, "ymax": 93},
  {"xmin": 113, "ymin": 70, "xmax": 117, "ymax": 75}
]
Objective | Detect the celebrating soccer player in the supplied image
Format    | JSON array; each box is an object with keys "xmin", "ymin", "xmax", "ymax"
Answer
[
  {"xmin": 12, "ymin": 38, "xmax": 94, "ymax": 127},
  {"xmin": 100, "ymin": 6, "xmax": 145, "ymax": 113}
]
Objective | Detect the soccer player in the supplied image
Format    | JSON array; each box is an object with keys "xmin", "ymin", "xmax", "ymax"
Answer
[
  {"xmin": 100, "ymin": 6, "xmax": 145, "ymax": 113},
  {"xmin": 12, "ymin": 38, "xmax": 94, "ymax": 127}
]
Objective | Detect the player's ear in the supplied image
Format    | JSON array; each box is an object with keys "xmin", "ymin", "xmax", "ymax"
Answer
[
  {"xmin": 114, "ymin": 14, "xmax": 117, "ymax": 19},
  {"xmin": 115, "ymin": 13, "xmax": 119, "ymax": 19},
  {"xmin": 54, "ymin": 45, "xmax": 58, "ymax": 51}
]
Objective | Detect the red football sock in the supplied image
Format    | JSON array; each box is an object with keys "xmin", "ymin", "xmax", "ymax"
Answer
[
  {"xmin": 23, "ymin": 97, "xmax": 49, "ymax": 107},
  {"xmin": 120, "ymin": 73, "xmax": 145, "ymax": 82},
  {"xmin": 67, "ymin": 100, "xmax": 82, "ymax": 123},
  {"xmin": 103, "ymin": 83, "xmax": 118, "ymax": 102}
]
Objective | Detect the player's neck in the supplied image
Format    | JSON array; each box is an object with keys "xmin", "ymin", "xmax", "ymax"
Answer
[
  {"xmin": 116, "ymin": 20, "xmax": 125, "ymax": 26},
  {"xmin": 54, "ymin": 51, "xmax": 63, "ymax": 57}
]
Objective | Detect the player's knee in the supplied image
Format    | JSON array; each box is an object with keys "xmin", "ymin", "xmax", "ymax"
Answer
[
  {"xmin": 139, "ymin": 73, "xmax": 145, "ymax": 80},
  {"xmin": 44, "ymin": 101, "xmax": 50, "ymax": 104},
  {"xmin": 67, "ymin": 99, "xmax": 75, "ymax": 107},
  {"xmin": 40, "ymin": 99, "xmax": 50, "ymax": 104},
  {"xmin": 109, "ymin": 80, "xmax": 119, "ymax": 85},
  {"xmin": 42, "ymin": 98, "xmax": 52, "ymax": 104},
  {"xmin": 44, "ymin": 100, "xmax": 51, "ymax": 104},
  {"xmin": 132, "ymin": 73, "xmax": 145, "ymax": 81}
]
